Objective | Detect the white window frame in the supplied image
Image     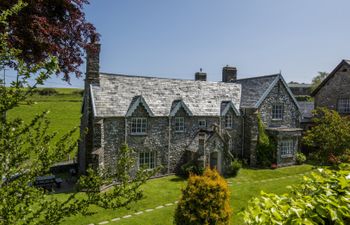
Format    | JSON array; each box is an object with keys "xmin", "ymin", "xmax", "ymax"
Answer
[
  {"xmin": 338, "ymin": 98, "xmax": 350, "ymax": 114},
  {"xmin": 225, "ymin": 115, "xmax": 233, "ymax": 128},
  {"xmin": 130, "ymin": 117, "xmax": 147, "ymax": 135},
  {"xmin": 198, "ymin": 119, "xmax": 206, "ymax": 128},
  {"xmin": 175, "ymin": 117, "xmax": 185, "ymax": 132},
  {"xmin": 280, "ymin": 139, "xmax": 294, "ymax": 158},
  {"xmin": 139, "ymin": 152, "xmax": 156, "ymax": 169},
  {"xmin": 272, "ymin": 104, "xmax": 284, "ymax": 120}
]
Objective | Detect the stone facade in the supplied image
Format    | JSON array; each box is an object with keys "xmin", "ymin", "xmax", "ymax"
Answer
[
  {"xmin": 78, "ymin": 44, "xmax": 302, "ymax": 175},
  {"xmin": 312, "ymin": 60, "xmax": 350, "ymax": 116}
]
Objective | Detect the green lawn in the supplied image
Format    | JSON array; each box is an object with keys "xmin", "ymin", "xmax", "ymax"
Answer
[
  {"xmin": 59, "ymin": 164, "xmax": 314, "ymax": 225},
  {"xmin": 7, "ymin": 88, "xmax": 82, "ymax": 158}
]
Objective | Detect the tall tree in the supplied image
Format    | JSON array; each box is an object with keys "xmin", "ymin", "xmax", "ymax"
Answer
[
  {"xmin": 311, "ymin": 72, "xmax": 329, "ymax": 92},
  {"xmin": 0, "ymin": 3, "xmax": 154, "ymax": 224},
  {"xmin": 0, "ymin": 0, "xmax": 98, "ymax": 81}
]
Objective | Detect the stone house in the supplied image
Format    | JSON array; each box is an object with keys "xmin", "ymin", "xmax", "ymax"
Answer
[
  {"xmin": 311, "ymin": 59, "xmax": 350, "ymax": 115},
  {"xmin": 78, "ymin": 44, "xmax": 302, "ymax": 175}
]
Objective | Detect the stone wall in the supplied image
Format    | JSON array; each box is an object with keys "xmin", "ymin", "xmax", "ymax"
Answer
[
  {"xmin": 260, "ymin": 81, "xmax": 300, "ymax": 128},
  {"xmin": 314, "ymin": 63, "xmax": 350, "ymax": 115}
]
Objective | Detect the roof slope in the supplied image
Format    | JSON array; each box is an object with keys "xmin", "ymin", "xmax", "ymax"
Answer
[
  {"xmin": 91, "ymin": 73, "xmax": 241, "ymax": 117},
  {"xmin": 311, "ymin": 59, "xmax": 350, "ymax": 96},
  {"xmin": 298, "ymin": 101, "xmax": 314, "ymax": 119},
  {"xmin": 235, "ymin": 74, "xmax": 279, "ymax": 108}
]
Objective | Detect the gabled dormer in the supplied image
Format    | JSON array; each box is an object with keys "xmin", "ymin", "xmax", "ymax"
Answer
[
  {"xmin": 221, "ymin": 101, "xmax": 240, "ymax": 129},
  {"xmin": 126, "ymin": 96, "xmax": 154, "ymax": 135}
]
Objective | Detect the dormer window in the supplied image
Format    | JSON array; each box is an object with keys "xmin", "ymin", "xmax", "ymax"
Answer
[
  {"xmin": 225, "ymin": 115, "xmax": 233, "ymax": 128},
  {"xmin": 272, "ymin": 104, "xmax": 283, "ymax": 120},
  {"xmin": 198, "ymin": 119, "xmax": 206, "ymax": 128},
  {"xmin": 175, "ymin": 117, "xmax": 185, "ymax": 132},
  {"xmin": 131, "ymin": 117, "xmax": 147, "ymax": 135}
]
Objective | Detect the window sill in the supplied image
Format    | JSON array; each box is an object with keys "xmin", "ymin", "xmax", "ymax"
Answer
[
  {"xmin": 175, "ymin": 131, "xmax": 185, "ymax": 133},
  {"xmin": 272, "ymin": 119, "xmax": 283, "ymax": 121},
  {"xmin": 281, "ymin": 154, "xmax": 293, "ymax": 158},
  {"xmin": 225, "ymin": 127, "xmax": 233, "ymax": 129}
]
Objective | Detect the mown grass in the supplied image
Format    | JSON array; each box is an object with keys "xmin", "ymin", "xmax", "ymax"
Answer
[
  {"xmin": 7, "ymin": 88, "xmax": 83, "ymax": 158},
  {"xmin": 59, "ymin": 164, "xmax": 314, "ymax": 225}
]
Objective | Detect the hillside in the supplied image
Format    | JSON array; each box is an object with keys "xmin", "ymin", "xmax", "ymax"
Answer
[{"xmin": 7, "ymin": 88, "xmax": 83, "ymax": 159}]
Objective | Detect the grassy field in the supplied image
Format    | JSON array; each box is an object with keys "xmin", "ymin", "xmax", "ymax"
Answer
[
  {"xmin": 7, "ymin": 88, "xmax": 83, "ymax": 158},
  {"xmin": 59, "ymin": 164, "xmax": 314, "ymax": 225}
]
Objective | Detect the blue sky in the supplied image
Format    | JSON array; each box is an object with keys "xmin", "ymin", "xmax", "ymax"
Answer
[{"xmin": 8, "ymin": 0, "xmax": 350, "ymax": 88}]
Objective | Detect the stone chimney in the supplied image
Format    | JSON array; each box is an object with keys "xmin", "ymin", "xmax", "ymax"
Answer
[
  {"xmin": 222, "ymin": 66, "xmax": 237, "ymax": 83},
  {"xmin": 195, "ymin": 68, "xmax": 207, "ymax": 81},
  {"xmin": 85, "ymin": 43, "xmax": 101, "ymax": 85}
]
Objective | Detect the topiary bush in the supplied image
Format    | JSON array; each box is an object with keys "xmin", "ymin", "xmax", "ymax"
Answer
[
  {"xmin": 227, "ymin": 159, "xmax": 242, "ymax": 177},
  {"xmin": 174, "ymin": 168, "xmax": 231, "ymax": 225},
  {"xmin": 295, "ymin": 152, "xmax": 306, "ymax": 165},
  {"xmin": 256, "ymin": 114, "xmax": 276, "ymax": 167},
  {"xmin": 242, "ymin": 164, "xmax": 350, "ymax": 225}
]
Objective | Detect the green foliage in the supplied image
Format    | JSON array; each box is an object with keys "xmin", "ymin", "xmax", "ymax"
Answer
[
  {"xmin": 180, "ymin": 160, "xmax": 204, "ymax": 178},
  {"xmin": 174, "ymin": 168, "xmax": 231, "ymax": 225},
  {"xmin": 0, "ymin": 4, "xmax": 154, "ymax": 224},
  {"xmin": 295, "ymin": 95, "xmax": 313, "ymax": 102},
  {"xmin": 242, "ymin": 164, "xmax": 350, "ymax": 225},
  {"xmin": 227, "ymin": 159, "xmax": 242, "ymax": 177},
  {"xmin": 256, "ymin": 115, "xmax": 276, "ymax": 167},
  {"xmin": 303, "ymin": 108, "xmax": 350, "ymax": 164},
  {"xmin": 296, "ymin": 152, "xmax": 306, "ymax": 165},
  {"xmin": 311, "ymin": 72, "xmax": 329, "ymax": 92}
]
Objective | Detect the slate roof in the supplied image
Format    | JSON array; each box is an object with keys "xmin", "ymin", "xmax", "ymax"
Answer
[
  {"xmin": 90, "ymin": 73, "xmax": 242, "ymax": 117},
  {"xmin": 235, "ymin": 74, "xmax": 279, "ymax": 108}
]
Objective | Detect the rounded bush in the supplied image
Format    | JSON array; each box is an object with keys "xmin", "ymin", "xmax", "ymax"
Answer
[
  {"xmin": 227, "ymin": 159, "xmax": 242, "ymax": 177},
  {"xmin": 174, "ymin": 168, "xmax": 231, "ymax": 225},
  {"xmin": 295, "ymin": 152, "xmax": 306, "ymax": 165}
]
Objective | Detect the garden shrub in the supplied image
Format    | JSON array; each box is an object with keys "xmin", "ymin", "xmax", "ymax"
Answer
[
  {"xmin": 303, "ymin": 108, "xmax": 350, "ymax": 165},
  {"xmin": 256, "ymin": 115, "xmax": 276, "ymax": 167},
  {"xmin": 227, "ymin": 159, "xmax": 242, "ymax": 177},
  {"xmin": 174, "ymin": 168, "xmax": 231, "ymax": 225},
  {"xmin": 242, "ymin": 164, "xmax": 350, "ymax": 225},
  {"xmin": 180, "ymin": 160, "xmax": 204, "ymax": 178},
  {"xmin": 295, "ymin": 152, "xmax": 306, "ymax": 165}
]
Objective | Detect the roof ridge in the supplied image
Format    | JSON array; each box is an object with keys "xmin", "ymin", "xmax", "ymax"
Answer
[{"xmin": 235, "ymin": 73, "xmax": 280, "ymax": 81}]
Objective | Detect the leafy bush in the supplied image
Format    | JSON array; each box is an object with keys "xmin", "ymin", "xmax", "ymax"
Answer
[
  {"xmin": 243, "ymin": 164, "xmax": 350, "ymax": 225},
  {"xmin": 180, "ymin": 160, "xmax": 204, "ymax": 178},
  {"xmin": 227, "ymin": 159, "xmax": 242, "ymax": 177},
  {"xmin": 303, "ymin": 108, "xmax": 350, "ymax": 165},
  {"xmin": 36, "ymin": 88, "xmax": 58, "ymax": 96},
  {"xmin": 295, "ymin": 152, "xmax": 306, "ymax": 165},
  {"xmin": 174, "ymin": 168, "xmax": 231, "ymax": 225},
  {"xmin": 256, "ymin": 115, "xmax": 276, "ymax": 167}
]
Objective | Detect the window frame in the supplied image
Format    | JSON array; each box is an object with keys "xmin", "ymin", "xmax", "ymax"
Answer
[
  {"xmin": 225, "ymin": 115, "xmax": 233, "ymax": 129},
  {"xmin": 175, "ymin": 117, "xmax": 185, "ymax": 132},
  {"xmin": 198, "ymin": 119, "xmax": 207, "ymax": 128},
  {"xmin": 337, "ymin": 98, "xmax": 350, "ymax": 114},
  {"xmin": 139, "ymin": 151, "xmax": 156, "ymax": 169},
  {"xmin": 272, "ymin": 104, "xmax": 284, "ymax": 120},
  {"xmin": 130, "ymin": 117, "xmax": 147, "ymax": 135},
  {"xmin": 280, "ymin": 139, "xmax": 294, "ymax": 158}
]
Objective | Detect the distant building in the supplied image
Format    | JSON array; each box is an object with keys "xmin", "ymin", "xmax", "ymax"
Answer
[
  {"xmin": 78, "ymin": 44, "xmax": 302, "ymax": 175},
  {"xmin": 311, "ymin": 60, "xmax": 350, "ymax": 115},
  {"xmin": 288, "ymin": 82, "xmax": 312, "ymax": 97}
]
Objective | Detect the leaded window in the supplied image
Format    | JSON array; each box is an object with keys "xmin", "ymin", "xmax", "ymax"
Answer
[
  {"xmin": 198, "ymin": 119, "xmax": 206, "ymax": 128},
  {"xmin": 175, "ymin": 117, "xmax": 184, "ymax": 132},
  {"xmin": 280, "ymin": 139, "xmax": 294, "ymax": 158},
  {"xmin": 139, "ymin": 152, "xmax": 156, "ymax": 169},
  {"xmin": 338, "ymin": 98, "xmax": 350, "ymax": 113},
  {"xmin": 272, "ymin": 104, "xmax": 284, "ymax": 120},
  {"xmin": 225, "ymin": 115, "xmax": 233, "ymax": 128},
  {"xmin": 131, "ymin": 117, "xmax": 147, "ymax": 134}
]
